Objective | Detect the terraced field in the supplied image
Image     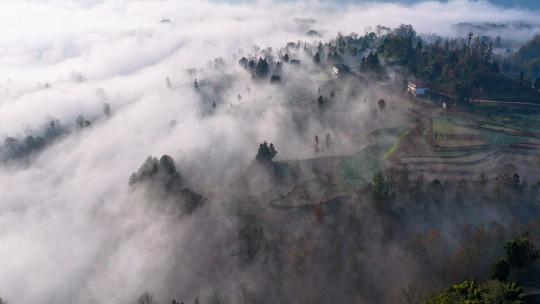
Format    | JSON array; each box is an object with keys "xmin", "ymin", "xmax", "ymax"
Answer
[
  {"xmin": 253, "ymin": 95, "xmax": 540, "ymax": 209},
  {"xmin": 397, "ymin": 145, "xmax": 540, "ymax": 180},
  {"xmin": 393, "ymin": 105, "xmax": 540, "ymax": 180}
]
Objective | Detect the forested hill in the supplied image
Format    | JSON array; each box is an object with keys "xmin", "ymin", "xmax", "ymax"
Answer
[
  {"xmin": 318, "ymin": 0, "xmax": 540, "ymax": 9},
  {"xmin": 479, "ymin": 0, "xmax": 540, "ymax": 8}
]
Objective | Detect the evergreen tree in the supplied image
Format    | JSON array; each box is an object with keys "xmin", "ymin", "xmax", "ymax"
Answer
[
  {"xmin": 255, "ymin": 141, "xmax": 277, "ymax": 163},
  {"xmin": 489, "ymin": 259, "xmax": 510, "ymax": 281},
  {"xmin": 255, "ymin": 58, "xmax": 269, "ymax": 78},
  {"xmin": 504, "ymin": 236, "xmax": 540, "ymax": 271},
  {"xmin": 511, "ymin": 172, "xmax": 521, "ymax": 191}
]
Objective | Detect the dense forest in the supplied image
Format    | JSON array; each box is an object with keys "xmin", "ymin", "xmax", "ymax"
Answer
[{"xmin": 127, "ymin": 152, "xmax": 540, "ymax": 304}]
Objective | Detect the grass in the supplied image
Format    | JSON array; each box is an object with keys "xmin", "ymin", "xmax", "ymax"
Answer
[
  {"xmin": 339, "ymin": 127, "xmax": 407, "ymax": 188},
  {"xmin": 479, "ymin": 123, "xmax": 521, "ymax": 134},
  {"xmin": 339, "ymin": 145, "xmax": 382, "ymax": 188},
  {"xmin": 491, "ymin": 113, "xmax": 540, "ymax": 131},
  {"xmin": 469, "ymin": 104, "xmax": 540, "ymax": 131},
  {"xmin": 384, "ymin": 129, "xmax": 410, "ymax": 159},
  {"xmin": 479, "ymin": 130, "xmax": 530, "ymax": 145},
  {"xmin": 433, "ymin": 118, "xmax": 476, "ymax": 135}
]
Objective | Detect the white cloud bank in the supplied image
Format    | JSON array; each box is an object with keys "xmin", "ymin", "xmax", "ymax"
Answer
[{"xmin": 0, "ymin": 0, "xmax": 539, "ymax": 303}]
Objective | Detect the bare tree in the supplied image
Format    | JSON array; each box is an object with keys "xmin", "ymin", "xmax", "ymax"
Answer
[
  {"xmin": 186, "ymin": 68, "xmax": 197, "ymax": 80},
  {"xmin": 103, "ymin": 103, "xmax": 112, "ymax": 117},
  {"xmin": 400, "ymin": 283, "xmax": 419, "ymax": 304},
  {"xmin": 136, "ymin": 292, "xmax": 156, "ymax": 304}
]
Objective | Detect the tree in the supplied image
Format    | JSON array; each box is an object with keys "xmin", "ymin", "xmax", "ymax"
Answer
[
  {"xmin": 255, "ymin": 58, "xmax": 269, "ymax": 78},
  {"xmin": 395, "ymin": 24, "xmax": 416, "ymax": 38},
  {"xmin": 129, "ymin": 154, "xmax": 181, "ymax": 190},
  {"xmin": 426, "ymin": 279, "xmax": 525, "ymax": 304},
  {"xmin": 186, "ymin": 67, "xmax": 197, "ymax": 80},
  {"xmin": 325, "ymin": 133, "xmax": 331, "ymax": 150},
  {"xmin": 429, "ymin": 179, "xmax": 443, "ymax": 193},
  {"xmin": 129, "ymin": 155, "xmax": 203, "ymax": 213},
  {"xmin": 534, "ymin": 77, "xmax": 540, "ymax": 90},
  {"xmin": 317, "ymin": 95, "xmax": 326, "ymax": 108},
  {"xmin": 255, "ymin": 141, "xmax": 277, "ymax": 163},
  {"xmin": 504, "ymin": 236, "xmax": 540, "ymax": 271},
  {"xmin": 136, "ymin": 292, "xmax": 156, "ymax": 304},
  {"xmin": 511, "ymin": 172, "xmax": 521, "ymax": 191},
  {"xmin": 378, "ymin": 99, "xmax": 386, "ymax": 111},
  {"xmin": 76, "ymin": 115, "xmax": 91, "ymax": 128},
  {"xmin": 45, "ymin": 119, "xmax": 65, "ymax": 139},
  {"xmin": 372, "ymin": 171, "xmax": 390, "ymax": 203},
  {"xmin": 103, "ymin": 103, "xmax": 112, "ymax": 117},
  {"xmin": 314, "ymin": 51, "xmax": 320, "ymax": 64},
  {"xmin": 489, "ymin": 259, "xmax": 510, "ymax": 281},
  {"xmin": 283, "ymin": 53, "xmax": 289, "ymax": 62},
  {"xmin": 400, "ymin": 283, "xmax": 419, "ymax": 304},
  {"xmin": 361, "ymin": 52, "xmax": 380, "ymax": 71},
  {"xmin": 482, "ymin": 281, "xmax": 525, "ymax": 304},
  {"xmin": 270, "ymin": 75, "xmax": 281, "ymax": 83},
  {"xmin": 159, "ymin": 154, "xmax": 177, "ymax": 175},
  {"xmin": 129, "ymin": 156, "xmax": 160, "ymax": 185},
  {"xmin": 238, "ymin": 216, "xmax": 265, "ymax": 263}
]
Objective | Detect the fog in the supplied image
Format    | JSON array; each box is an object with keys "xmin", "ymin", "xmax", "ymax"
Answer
[{"xmin": 0, "ymin": 1, "xmax": 539, "ymax": 303}]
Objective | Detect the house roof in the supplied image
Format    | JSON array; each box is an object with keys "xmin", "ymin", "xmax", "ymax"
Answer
[
  {"xmin": 333, "ymin": 63, "xmax": 350, "ymax": 72},
  {"xmin": 408, "ymin": 80, "xmax": 429, "ymax": 88}
]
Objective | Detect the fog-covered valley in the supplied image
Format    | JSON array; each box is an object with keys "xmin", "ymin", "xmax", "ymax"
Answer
[{"xmin": 2, "ymin": 1, "xmax": 540, "ymax": 304}]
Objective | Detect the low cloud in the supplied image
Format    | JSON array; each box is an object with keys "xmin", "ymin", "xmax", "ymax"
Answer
[{"xmin": 0, "ymin": 0, "xmax": 539, "ymax": 303}]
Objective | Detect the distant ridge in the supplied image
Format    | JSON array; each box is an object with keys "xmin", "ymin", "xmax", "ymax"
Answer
[{"xmin": 321, "ymin": 0, "xmax": 540, "ymax": 9}]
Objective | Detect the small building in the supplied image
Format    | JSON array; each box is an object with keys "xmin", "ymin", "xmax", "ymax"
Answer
[
  {"xmin": 332, "ymin": 63, "xmax": 350, "ymax": 76},
  {"xmin": 290, "ymin": 59, "xmax": 301, "ymax": 65},
  {"xmin": 407, "ymin": 80, "xmax": 430, "ymax": 96}
]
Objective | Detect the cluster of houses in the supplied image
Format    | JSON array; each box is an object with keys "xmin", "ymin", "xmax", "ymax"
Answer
[{"xmin": 330, "ymin": 62, "xmax": 432, "ymax": 98}]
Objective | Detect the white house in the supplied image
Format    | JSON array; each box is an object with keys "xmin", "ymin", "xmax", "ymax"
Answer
[
  {"xmin": 332, "ymin": 63, "xmax": 350, "ymax": 76},
  {"xmin": 407, "ymin": 80, "xmax": 430, "ymax": 96}
]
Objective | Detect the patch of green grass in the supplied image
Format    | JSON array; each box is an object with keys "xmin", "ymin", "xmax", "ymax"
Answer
[
  {"xmin": 384, "ymin": 129, "xmax": 410, "ymax": 159},
  {"xmin": 433, "ymin": 118, "xmax": 476, "ymax": 135},
  {"xmin": 479, "ymin": 123, "xmax": 520, "ymax": 134},
  {"xmin": 339, "ymin": 145, "xmax": 382, "ymax": 188},
  {"xmin": 497, "ymin": 113, "xmax": 540, "ymax": 131},
  {"xmin": 479, "ymin": 130, "xmax": 529, "ymax": 145},
  {"xmin": 339, "ymin": 127, "xmax": 407, "ymax": 188}
]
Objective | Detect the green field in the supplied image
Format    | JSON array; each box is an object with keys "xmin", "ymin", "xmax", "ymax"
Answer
[
  {"xmin": 432, "ymin": 117, "xmax": 477, "ymax": 135},
  {"xmin": 339, "ymin": 127, "xmax": 407, "ymax": 188}
]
